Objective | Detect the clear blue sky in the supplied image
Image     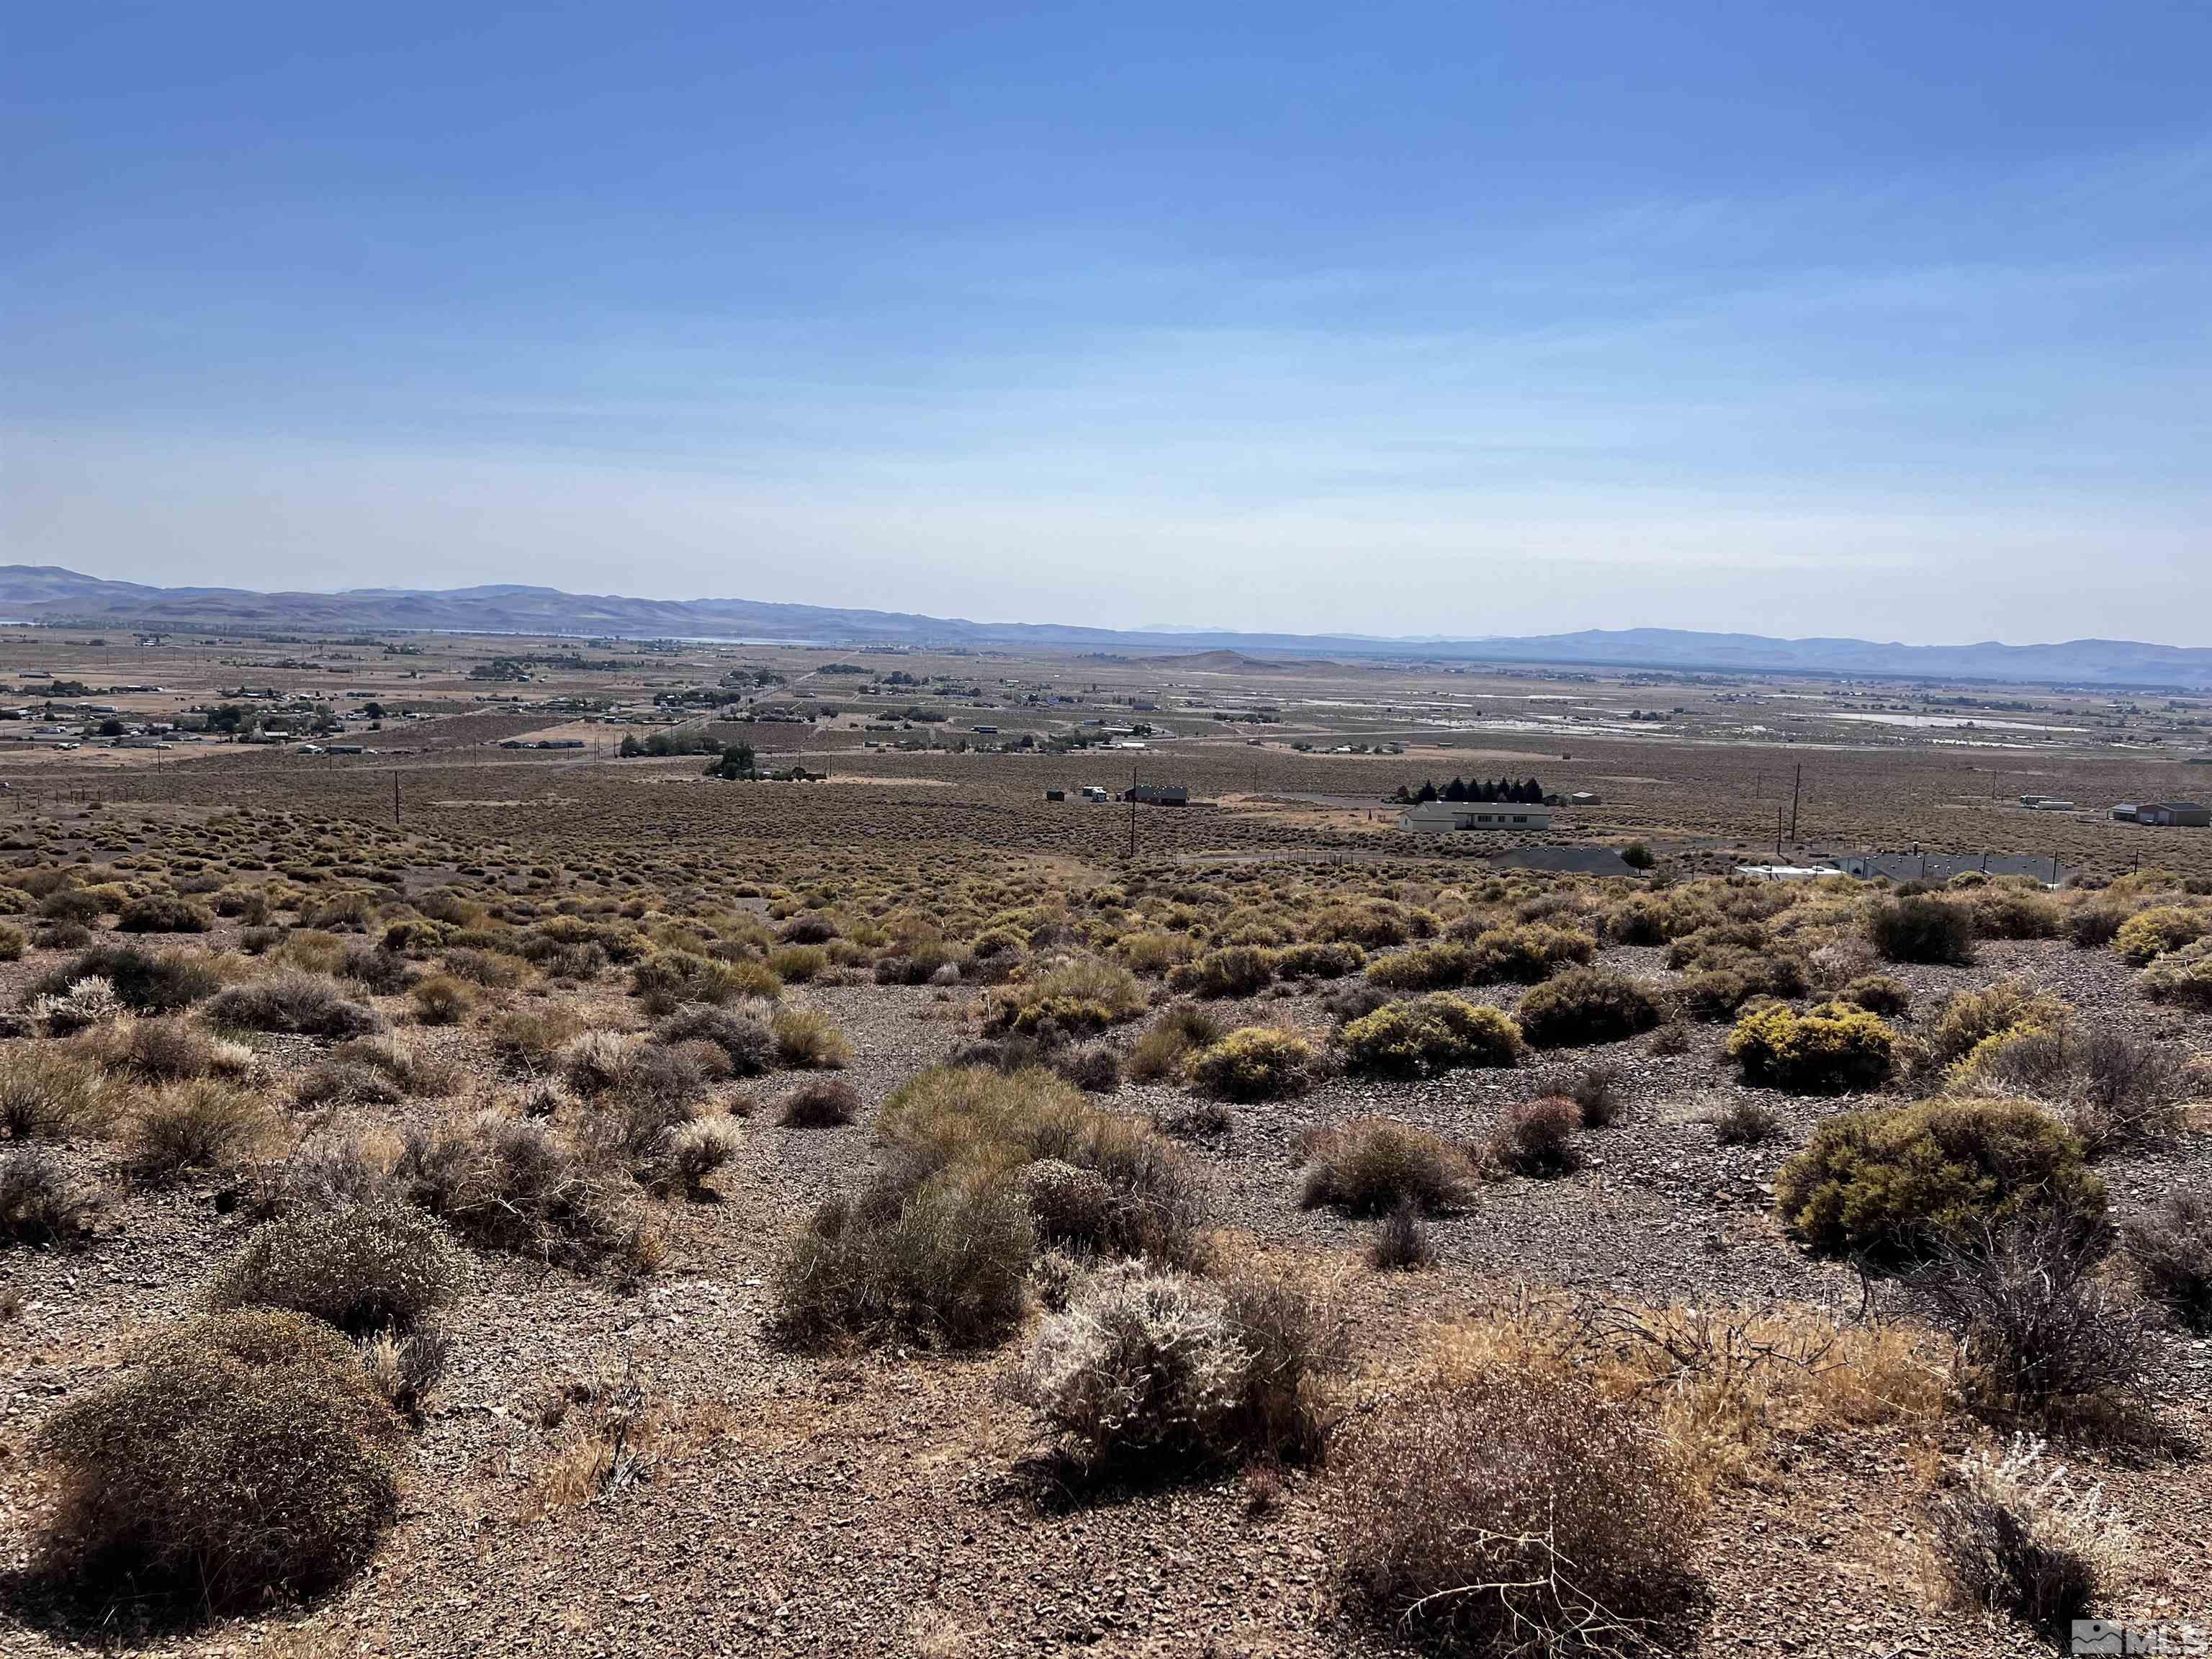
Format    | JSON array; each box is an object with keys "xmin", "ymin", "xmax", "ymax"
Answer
[{"xmin": 6, "ymin": 2, "xmax": 2209, "ymax": 643}]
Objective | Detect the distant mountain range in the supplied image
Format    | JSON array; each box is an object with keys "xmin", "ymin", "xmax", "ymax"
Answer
[{"xmin": 3, "ymin": 565, "xmax": 2209, "ymax": 688}]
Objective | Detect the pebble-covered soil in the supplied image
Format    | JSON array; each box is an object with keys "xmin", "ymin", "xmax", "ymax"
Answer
[{"xmin": 4, "ymin": 917, "xmax": 2211, "ymax": 1659}]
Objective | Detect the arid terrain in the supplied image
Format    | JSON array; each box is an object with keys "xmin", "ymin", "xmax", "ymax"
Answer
[{"xmin": 2, "ymin": 626, "xmax": 2210, "ymax": 1658}]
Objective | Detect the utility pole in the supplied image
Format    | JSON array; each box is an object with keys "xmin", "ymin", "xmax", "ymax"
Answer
[
  {"xmin": 1788, "ymin": 763, "xmax": 1802, "ymax": 844},
  {"xmin": 392, "ymin": 769, "xmax": 401, "ymax": 826},
  {"xmin": 1128, "ymin": 764, "xmax": 1138, "ymax": 860}
]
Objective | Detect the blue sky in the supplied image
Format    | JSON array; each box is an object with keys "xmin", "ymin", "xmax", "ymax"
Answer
[{"xmin": 5, "ymin": 2, "xmax": 2210, "ymax": 643}]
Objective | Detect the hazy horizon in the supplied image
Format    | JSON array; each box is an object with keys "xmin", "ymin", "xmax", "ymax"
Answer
[{"xmin": 7, "ymin": 4, "xmax": 2210, "ymax": 647}]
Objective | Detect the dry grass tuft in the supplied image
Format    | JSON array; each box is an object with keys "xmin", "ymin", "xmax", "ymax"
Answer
[
  {"xmin": 125, "ymin": 1079, "xmax": 276, "ymax": 1185},
  {"xmin": 1299, "ymin": 1118, "xmax": 1474, "ymax": 1216}
]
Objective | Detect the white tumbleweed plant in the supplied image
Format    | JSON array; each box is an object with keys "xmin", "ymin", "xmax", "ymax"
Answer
[{"xmin": 1926, "ymin": 1433, "xmax": 2129, "ymax": 1630}]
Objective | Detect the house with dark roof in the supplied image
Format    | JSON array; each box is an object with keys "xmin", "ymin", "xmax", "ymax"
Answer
[{"xmin": 2135, "ymin": 801, "xmax": 2211, "ymax": 827}]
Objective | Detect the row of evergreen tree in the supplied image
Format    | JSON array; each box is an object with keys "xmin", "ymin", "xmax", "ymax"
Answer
[{"xmin": 1396, "ymin": 776, "xmax": 1545, "ymax": 804}]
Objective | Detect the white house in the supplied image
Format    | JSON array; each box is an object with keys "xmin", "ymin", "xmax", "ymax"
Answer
[{"xmin": 1397, "ymin": 802, "xmax": 1553, "ymax": 835}]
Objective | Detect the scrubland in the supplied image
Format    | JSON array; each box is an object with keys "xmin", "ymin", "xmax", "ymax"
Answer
[{"xmin": 0, "ymin": 637, "xmax": 2209, "ymax": 1658}]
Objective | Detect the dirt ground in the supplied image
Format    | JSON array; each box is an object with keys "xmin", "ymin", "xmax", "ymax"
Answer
[{"xmin": 1, "ymin": 635, "xmax": 2210, "ymax": 1658}]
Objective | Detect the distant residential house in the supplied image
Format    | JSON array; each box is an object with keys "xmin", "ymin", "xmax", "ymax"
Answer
[
  {"xmin": 1122, "ymin": 783, "xmax": 1189, "ymax": 806},
  {"xmin": 2136, "ymin": 801, "xmax": 2211, "ymax": 828},
  {"xmin": 1398, "ymin": 802, "xmax": 1553, "ymax": 835}
]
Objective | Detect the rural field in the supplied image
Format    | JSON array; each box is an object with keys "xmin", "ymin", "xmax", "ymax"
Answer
[{"xmin": 2, "ymin": 627, "xmax": 2211, "ymax": 1658}]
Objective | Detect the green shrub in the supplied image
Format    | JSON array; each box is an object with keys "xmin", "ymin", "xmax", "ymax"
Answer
[
  {"xmin": 767, "ymin": 943, "xmax": 829, "ymax": 984},
  {"xmin": 116, "ymin": 894, "xmax": 215, "ymax": 935},
  {"xmin": 126, "ymin": 1079, "xmax": 274, "ymax": 1184},
  {"xmin": 1773, "ymin": 1097, "xmax": 2104, "ymax": 1259},
  {"xmin": 629, "ymin": 949, "xmax": 761, "ymax": 1012},
  {"xmin": 1339, "ymin": 994, "xmax": 1521, "ymax": 1076},
  {"xmin": 1868, "ymin": 896, "xmax": 1976, "ymax": 965},
  {"xmin": 770, "ymin": 1004, "xmax": 852, "ymax": 1069},
  {"xmin": 1726, "ymin": 1002, "xmax": 1895, "ymax": 1093},
  {"xmin": 1300, "ymin": 1118, "xmax": 1474, "ymax": 1215},
  {"xmin": 987, "ymin": 955, "xmax": 1147, "ymax": 1035},
  {"xmin": 1514, "ymin": 967, "xmax": 1663, "ymax": 1048},
  {"xmin": 1915, "ymin": 978, "xmax": 2067, "ymax": 1079},
  {"xmin": 1840, "ymin": 974, "xmax": 1912, "ymax": 1016},
  {"xmin": 1184, "ymin": 1028, "xmax": 1317, "ymax": 1102},
  {"xmin": 32, "ymin": 945, "xmax": 222, "ymax": 1014},
  {"xmin": 1165, "ymin": 945, "xmax": 1277, "ymax": 999},
  {"xmin": 1967, "ymin": 887, "xmax": 2062, "ymax": 941},
  {"xmin": 2139, "ymin": 936, "xmax": 2212, "ymax": 1007},
  {"xmin": 875, "ymin": 1065, "xmax": 1209, "ymax": 1267},
  {"xmin": 205, "ymin": 974, "xmax": 382, "ymax": 1038},
  {"xmin": 208, "ymin": 1203, "xmax": 462, "ymax": 1336},
  {"xmin": 408, "ymin": 974, "xmax": 476, "ymax": 1026},
  {"xmin": 2112, "ymin": 904, "xmax": 2212, "ymax": 965},
  {"xmin": 774, "ymin": 1172, "xmax": 1035, "ymax": 1349},
  {"xmin": 0, "ymin": 1046, "xmax": 115, "ymax": 1140},
  {"xmin": 1127, "ymin": 1004, "xmax": 1223, "ymax": 1082},
  {"xmin": 1270, "ymin": 940, "xmax": 1365, "ymax": 979},
  {"xmin": 31, "ymin": 1309, "xmax": 403, "ymax": 1613},
  {"xmin": 1369, "ymin": 925, "xmax": 1594, "ymax": 992},
  {"xmin": 1366, "ymin": 938, "xmax": 1482, "ymax": 992},
  {"xmin": 1463, "ymin": 923, "xmax": 1598, "ymax": 984}
]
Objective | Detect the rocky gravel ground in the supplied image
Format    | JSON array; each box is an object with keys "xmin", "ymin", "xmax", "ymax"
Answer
[{"xmin": 4, "ymin": 932, "xmax": 2211, "ymax": 1658}]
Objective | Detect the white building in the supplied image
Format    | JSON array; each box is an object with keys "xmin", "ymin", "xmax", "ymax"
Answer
[{"xmin": 1397, "ymin": 802, "xmax": 1553, "ymax": 835}]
